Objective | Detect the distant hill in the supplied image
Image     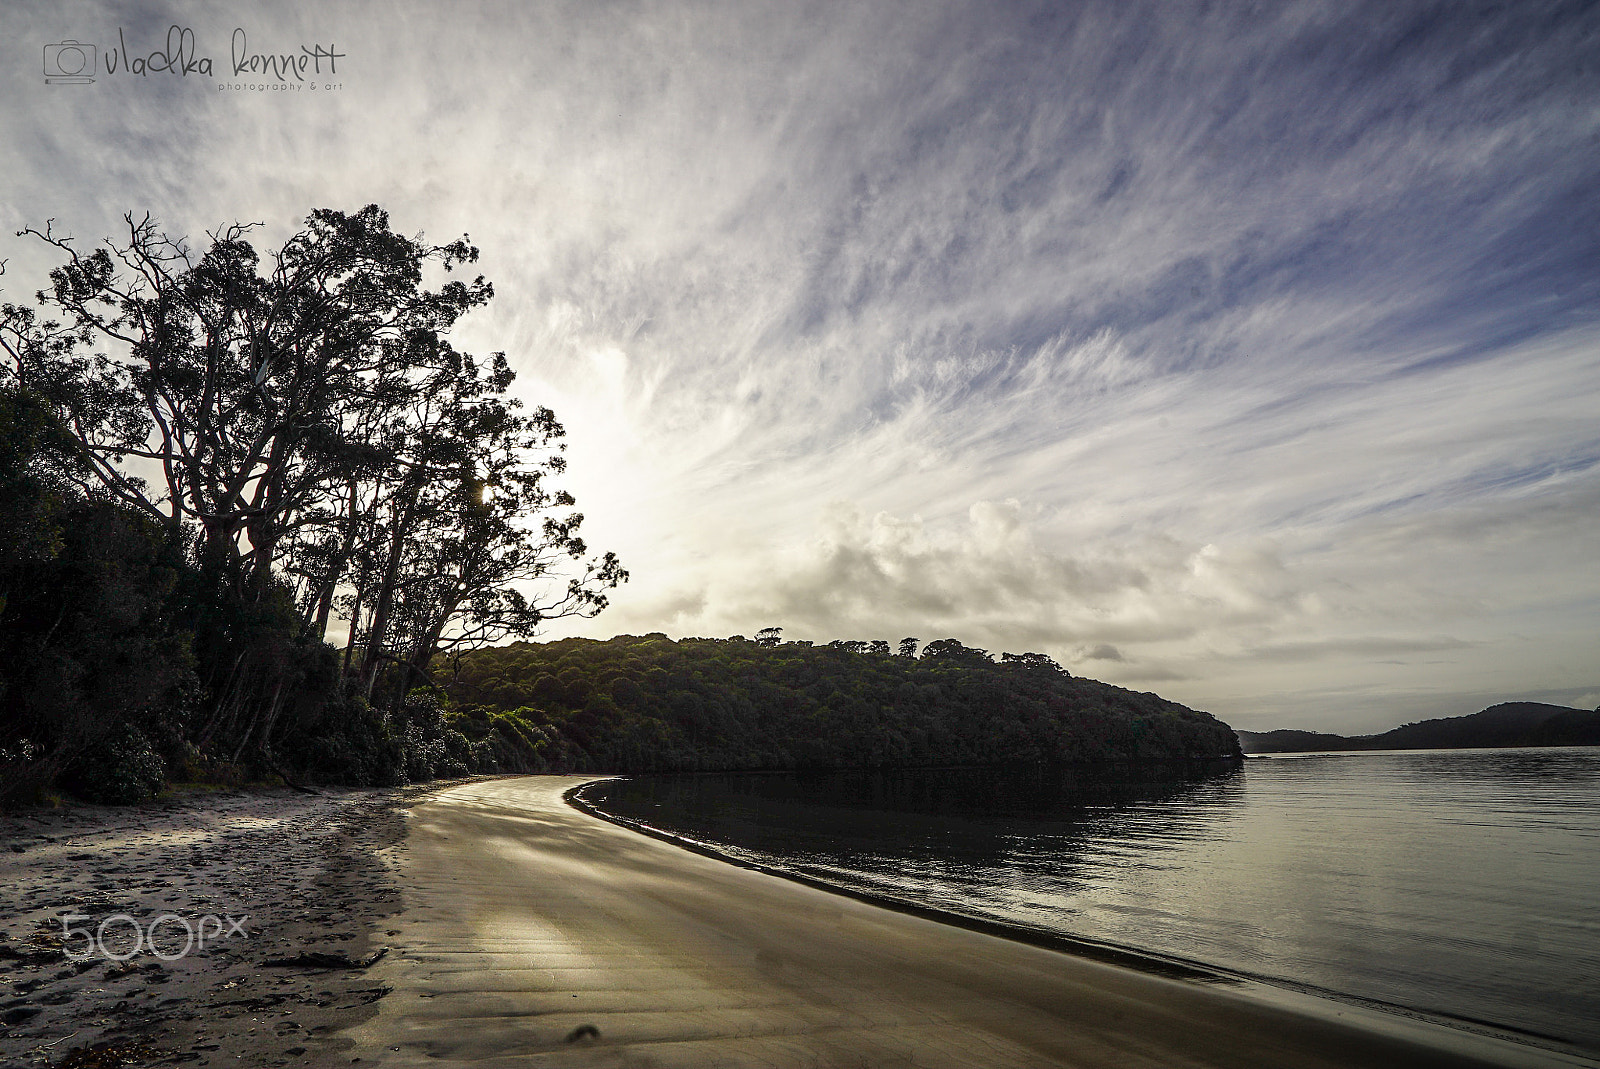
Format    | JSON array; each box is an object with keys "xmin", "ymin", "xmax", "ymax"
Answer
[
  {"xmin": 438, "ymin": 633, "xmax": 1243, "ymax": 773},
  {"xmin": 1233, "ymin": 729, "xmax": 1357, "ymax": 753},
  {"xmin": 1237, "ymin": 702, "xmax": 1600, "ymax": 754}
]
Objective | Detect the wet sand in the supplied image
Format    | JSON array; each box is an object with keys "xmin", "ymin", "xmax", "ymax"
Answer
[{"xmin": 344, "ymin": 776, "xmax": 1590, "ymax": 1069}]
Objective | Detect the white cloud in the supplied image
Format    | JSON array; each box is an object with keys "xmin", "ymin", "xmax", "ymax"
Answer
[{"xmin": 592, "ymin": 499, "xmax": 1316, "ymax": 660}]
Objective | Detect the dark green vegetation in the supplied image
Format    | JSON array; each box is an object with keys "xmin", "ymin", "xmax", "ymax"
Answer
[
  {"xmin": 1, "ymin": 207, "xmax": 622, "ymax": 805},
  {"xmin": 1236, "ymin": 702, "xmax": 1600, "ymax": 754},
  {"xmin": 437, "ymin": 633, "xmax": 1242, "ymax": 773}
]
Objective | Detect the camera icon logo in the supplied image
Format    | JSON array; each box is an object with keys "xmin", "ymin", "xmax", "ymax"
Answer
[{"xmin": 43, "ymin": 40, "xmax": 97, "ymax": 84}]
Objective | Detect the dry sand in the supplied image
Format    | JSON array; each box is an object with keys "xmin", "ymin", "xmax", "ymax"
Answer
[
  {"xmin": 5, "ymin": 776, "xmax": 1593, "ymax": 1069},
  {"xmin": 0, "ymin": 784, "xmax": 424, "ymax": 1068}
]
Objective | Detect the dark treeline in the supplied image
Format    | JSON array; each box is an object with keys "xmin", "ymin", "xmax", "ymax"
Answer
[
  {"xmin": 0, "ymin": 207, "xmax": 622, "ymax": 805},
  {"xmin": 434, "ymin": 632, "xmax": 1242, "ymax": 774}
]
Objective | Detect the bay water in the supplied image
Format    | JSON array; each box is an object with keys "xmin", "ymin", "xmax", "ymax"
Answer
[{"xmin": 581, "ymin": 748, "xmax": 1600, "ymax": 1058}]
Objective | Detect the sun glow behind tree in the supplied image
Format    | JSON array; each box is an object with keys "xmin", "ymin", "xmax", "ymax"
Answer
[{"xmin": 3, "ymin": 204, "xmax": 625, "ymax": 727}]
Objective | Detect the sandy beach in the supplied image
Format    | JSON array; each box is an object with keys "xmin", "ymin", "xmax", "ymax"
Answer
[
  {"xmin": 0, "ymin": 785, "xmax": 422, "ymax": 1068},
  {"xmin": 5, "ymin": 776, "xmax": 1593, "ymax": 1069}
]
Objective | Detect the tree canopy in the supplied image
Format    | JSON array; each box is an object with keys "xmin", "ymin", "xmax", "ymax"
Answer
[{"xmin": 438, "ymin": 633, "xmax": 1242, "ymax": 774}]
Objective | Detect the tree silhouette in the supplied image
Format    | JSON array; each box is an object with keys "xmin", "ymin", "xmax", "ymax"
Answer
[{"xmin": 6, "ymin": 206, "xmax": 624, "ymax": 739}]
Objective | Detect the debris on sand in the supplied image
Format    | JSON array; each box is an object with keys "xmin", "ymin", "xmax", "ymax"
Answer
[{"xmin": 261, "ymin": 947, "xmax": 389, "ymax": 970}]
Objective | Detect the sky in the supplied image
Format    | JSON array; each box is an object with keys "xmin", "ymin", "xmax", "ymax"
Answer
[{"xmin": 3, "ymin": 0, "xmax": 1597, "ymax": 733}]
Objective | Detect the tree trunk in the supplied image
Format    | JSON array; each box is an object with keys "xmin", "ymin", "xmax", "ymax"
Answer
[
  {"xmin": 311, "ymin": 478, "xmax": 363, "ymax": 638},
  {"xmin": 358, "ymin": 489, "xmax": 419, "ymax": 696}
]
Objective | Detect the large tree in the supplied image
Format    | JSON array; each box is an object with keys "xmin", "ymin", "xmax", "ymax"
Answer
[{"xmin": 4, "ymin": 206, "xmax": 624, "ymax": 723}]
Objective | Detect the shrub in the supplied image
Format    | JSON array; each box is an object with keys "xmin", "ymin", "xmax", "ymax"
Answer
[{"xmin": 60, "ymin": 724, "xmax": 167, "ymax": 804}]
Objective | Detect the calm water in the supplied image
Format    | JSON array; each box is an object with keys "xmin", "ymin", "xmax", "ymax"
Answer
[{"xmin": 581, "ymin": 749, "xmax": 1600, "ymax": 1057}]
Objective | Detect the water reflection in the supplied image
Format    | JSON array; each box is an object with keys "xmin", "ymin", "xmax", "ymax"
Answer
[
  {"xmin": 592, "ymin": 760, "xmax": 1244, "ymax": 821},
  {"xmin": 584, "ymin": 761, "xmax": 1245, "ymax": 888}
]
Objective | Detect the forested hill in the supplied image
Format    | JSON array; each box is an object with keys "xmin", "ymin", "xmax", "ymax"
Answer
[
  {"xmin": 1236, "ymin": 702, "xmax": 1600, "ymax": 754},
  {"xmin": 437, "ymin": 634, "xmax": 1241, "ymax": 773}
]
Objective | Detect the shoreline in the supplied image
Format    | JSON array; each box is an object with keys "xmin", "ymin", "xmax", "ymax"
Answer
[
  {"xmin": 563, "ymin": 778, "xmax": 1597, "ymax": 1067},
  {"xmin": 563, "ymin": 780, "xmax": 1234, "ymax": 984}
]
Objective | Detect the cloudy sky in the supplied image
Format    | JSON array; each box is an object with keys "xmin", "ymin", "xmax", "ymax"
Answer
[{"xmin": 4, "ymin": 0, "xmax": 1597, "ymax": 732}]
